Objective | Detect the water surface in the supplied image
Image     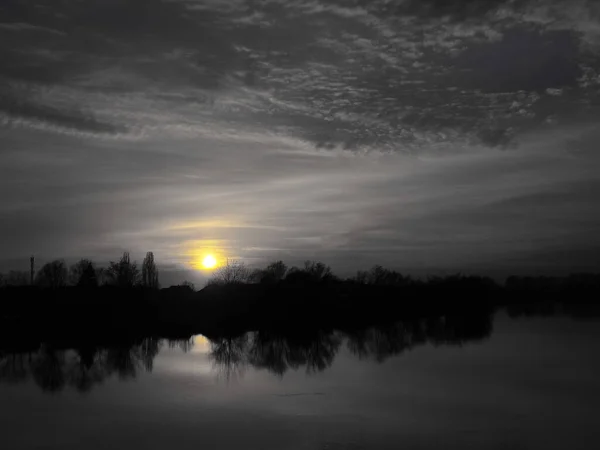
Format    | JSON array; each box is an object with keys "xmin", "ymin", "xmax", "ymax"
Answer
[{"xmin": 1, "ymin": 312, "xmax": 599, "ymax": 449}]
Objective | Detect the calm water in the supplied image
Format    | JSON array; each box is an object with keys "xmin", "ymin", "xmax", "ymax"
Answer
[{"xmin": 1, "ymin": 312, "xmax": 599, "ymax": 449}]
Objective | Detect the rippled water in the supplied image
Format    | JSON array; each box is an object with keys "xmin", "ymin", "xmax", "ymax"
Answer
[{"xmin": 1, "ymin": 312, "xmax": 599, "ymax": 449}]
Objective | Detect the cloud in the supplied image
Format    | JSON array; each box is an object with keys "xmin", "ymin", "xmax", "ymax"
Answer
[
  {"xmin": 0, "ymin": 92, "xmax": 127, "ymax": 136},
  {"xmin": 0, "ymin": 1, "xmax": 599, "ymax": 276},
  {"xmin": 1, "ymin": 0, "xmax": 599, "ymax": 149},
  {"xmin": 0, "ymin": 21, "xmax": 66, "ymax": 36}
]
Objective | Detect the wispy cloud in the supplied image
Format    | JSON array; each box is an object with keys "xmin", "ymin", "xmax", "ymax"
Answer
[
  {"xmin": 1, "ymin": 0, "xmax": 598, "ymax": 149},
  {"xmin": 0, "ymin": 21, "xmax": 66, "ymax": 36}
]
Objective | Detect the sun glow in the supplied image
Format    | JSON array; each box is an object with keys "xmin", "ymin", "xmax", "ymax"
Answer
[
  {"xmin": 202, "ymin": 254, "xmax": 217, "ymax": 269},
  {"xmin": 184, "ymin": 239, "xmax": 226, "ymax": 271}
]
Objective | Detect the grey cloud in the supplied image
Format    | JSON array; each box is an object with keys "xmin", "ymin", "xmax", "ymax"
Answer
[
  {"xmin": 0, "ymin": 22, "xmax": 66, "ymax": 36},
  {"xmin": 452, "ymin": 29, "xmax": 582, "ymax": 93},
  {"xmin": 0, "ymin": 92, "xmax": 127, "ymax": 135},
  {"xmin": 2, "ymin": 0, "xmax": 600, "ymax": 148},
  {"xmin": 478, "ymin": 128, "xmax": 516, "ymax": 148},
  {"xmin": 390, "ymin": 0, "xmax": 512, "ymax": 18}
]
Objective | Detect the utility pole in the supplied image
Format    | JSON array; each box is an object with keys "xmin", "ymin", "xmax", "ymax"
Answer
[{"xmin": 30, "ymin": 255, "xmax": 34, "ymax": 285}]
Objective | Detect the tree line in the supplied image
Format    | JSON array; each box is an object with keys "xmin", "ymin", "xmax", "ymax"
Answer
[
  {"xmin": 207, "ymin": 259, "xmax": 600, "ymax": 292},
  {"xmin": 0, "ymin": 252, "xmax": 160, "ymax": 289},
  {"xmin": 208, "ymin": 259, "xmax": 479, "ymax": 287},
  {"xmin": 2, "ymin": 253, "xmax": 599, "ymax": 292}
]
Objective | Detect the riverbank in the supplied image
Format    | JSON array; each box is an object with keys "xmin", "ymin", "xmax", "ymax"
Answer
[{"xmin": 1, "ymin": 278, "xmax": 598, "ymax": 347}]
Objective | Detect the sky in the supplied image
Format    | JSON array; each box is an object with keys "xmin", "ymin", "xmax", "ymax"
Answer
[{"xmin": 1, "ymin": 0, "xmax": 599, "ymax": 285}]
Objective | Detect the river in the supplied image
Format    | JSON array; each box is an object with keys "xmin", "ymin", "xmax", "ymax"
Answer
[{"xmin": 1, "ymin": 311, "xmax": 599, "ymax": 449}]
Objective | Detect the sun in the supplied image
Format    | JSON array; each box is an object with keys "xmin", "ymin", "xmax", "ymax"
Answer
[{"xmin": 202, "ymin": 254, "xmax": 217, "ymax": 269}]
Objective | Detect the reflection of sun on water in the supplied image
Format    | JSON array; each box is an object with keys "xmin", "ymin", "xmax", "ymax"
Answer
[{"xmin": 193, "ymin": 335, "xmax": 211, "ymax": 353}]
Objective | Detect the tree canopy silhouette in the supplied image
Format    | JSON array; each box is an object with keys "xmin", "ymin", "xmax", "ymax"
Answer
[
  {"xmin": 106, "ymin": 252, "xmax": 140, "ymax": 287},
  {"xmin": 208, "ymin": 259, "xmax": 250, "ymax": 286},
  {"xmin": 35, "ymin": 260, "xmax": 68, "ymax": 288},
  {"xmin": 142, "ymin": 251, "xmax": 160, "ymax": 289},
  {"xmin": 69, "ymin": 259, "xmax": 98, "ymax": 287},
  {"xmin": 354, "ymin": 265, "xmax": 408, "ymax": 286},
  {"xmin": 285, "ymin": 260, "xmax": 335, "ymax": 284},
  {"xmin": 3, "ymin": 270, "xmax": 30, "ymax": 286},
  {"xmin": 251, "ymin": 260, "xmax": 288, "ymax": 284}
]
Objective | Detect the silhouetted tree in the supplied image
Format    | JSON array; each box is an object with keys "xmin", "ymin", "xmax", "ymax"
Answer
[
  {"xmin": 106, "ymin": 252, "xmax": 140, "ymax": 287},
  {"xmin": 95, "ymin": 267, "xmax": 107, "ymax": 285},
  {"xmin": 251, "ymin": 260, "xmax": 288, "ymax": 284},
  {"xmin": 208, "ymin": 259, "xmax": 250, "ymax": 285},
  {"xmin": 304, "ymin": 260, "xmax": 332, "ymax": 279},
  {"xmin": 354, "ymin": 270, "xmax": 369, "ymax": 284},
  {"xmin": 4, "ymin": 270, "xmax": 30, "ymax": 286},
  {"xmin": 142, "ymin": 251, "xmax": 160, "ymax": 289},
  {"xmin": 285, "ymin": 260, "xmax": 334, "ymax": 283},
  {"xmin": 69, "ymin": 259, "xmax": 98, "ymax": 287},
  {"xmin": 35, "ymin": 260, "xmax": 68, "ymax": 288},
  {"xmin": 368, "ymin": 265, "xmax": 406, "ymax": 286}
]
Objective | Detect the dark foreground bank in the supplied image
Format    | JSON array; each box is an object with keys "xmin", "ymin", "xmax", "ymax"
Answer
[{"xmin": 1, "ymin": 274, "xmax": 599, "ymax": 346}]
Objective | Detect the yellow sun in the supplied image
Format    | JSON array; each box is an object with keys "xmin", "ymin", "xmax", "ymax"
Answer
[{"xmin": 202, "ymin": 254, "xmax": 217, "ymax": 269}]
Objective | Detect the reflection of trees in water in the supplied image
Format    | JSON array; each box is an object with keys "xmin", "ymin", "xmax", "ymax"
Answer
[
  {"xmin": 104, "ymin": 346, "xmax": 141, "ymax": 380},
  {"xmin": 0, "ymin": 314, "xmax": 492, "ymax": 393},
  {"xmin": 66, "ymin": 348, "xmax": 106, "ymax": 393},
  {"xmin": 209, "ymin": 335, "xmax": 249, "ymax": 383},
  {"xmin": 140, "ymin": 338, "xmax": 162, "ymax": 372},
  {"xmin": 346, "ymin": 314, "xmax": 493, "ymax": 363},
  {"xmin": 0, "ymin": 352, "xmax": 31, "ymax": 384},
  {"xmin": 426, "ymin": 314, "xmax": 493, "ymax": 346},
  {"xmin": 242, "ymin": 314, "xmax": 492, "ymax": 374},
  {"xmin": 167, "ymin": 338, "xmax": 194, "ymax": 354},
  {"xmin": 0, "ymin": 337, "xmax": 193, "ymax": 393},
  {"xmin": 248, "ymin": 331, "xmax": 342, "ymax": 376},
  {"xmin": 346, "ymin": 323, "xmax": 420, "ymax": 363},
  {"xmin": 207, "ymin": 330, "xmax": 343, "ymax": 379},
  {"xmin": 31, "ymin": 346, "xmax": 66, "ymax": 392}
]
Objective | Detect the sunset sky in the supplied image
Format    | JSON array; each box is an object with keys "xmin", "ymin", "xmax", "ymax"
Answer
[{"xmin": 1, "ymin": 0, "xmax": 599, "ymax": 285}]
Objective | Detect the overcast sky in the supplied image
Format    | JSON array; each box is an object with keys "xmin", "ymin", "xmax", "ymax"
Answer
[{"xmin": 1, "ymin": 0, "xmax": 599, "ymax": 284}]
